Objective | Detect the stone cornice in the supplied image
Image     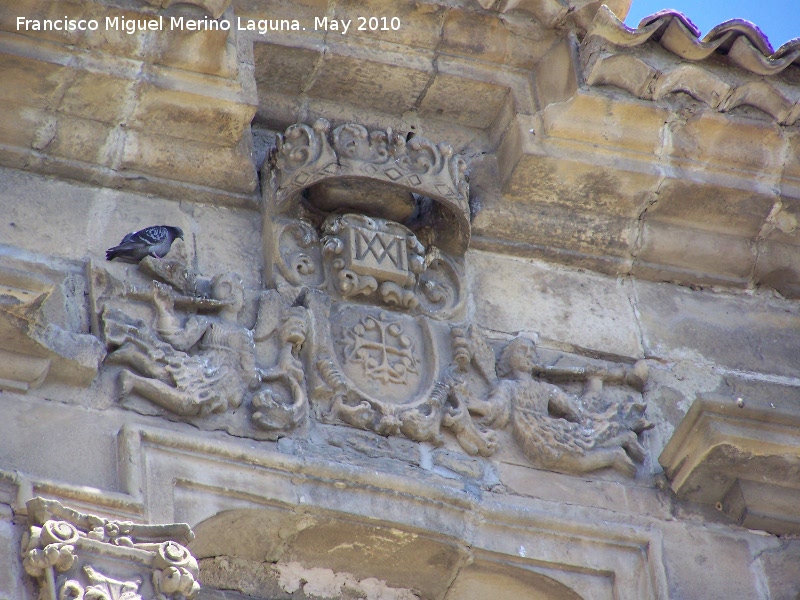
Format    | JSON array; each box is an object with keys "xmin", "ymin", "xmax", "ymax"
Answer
[{"xmin": 660, "ymin": 394, "xmax": 800, "ymax": 535}]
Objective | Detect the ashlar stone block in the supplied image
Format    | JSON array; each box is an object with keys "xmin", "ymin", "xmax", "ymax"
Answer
[{"xmin": 469, "ymin": 250, "xmax": 643, "ymax": 359}]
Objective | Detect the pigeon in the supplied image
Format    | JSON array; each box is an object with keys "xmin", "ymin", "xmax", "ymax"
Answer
[{"xmin": 105, "ymin": 225, "xmax": 184, "ymax": 263}]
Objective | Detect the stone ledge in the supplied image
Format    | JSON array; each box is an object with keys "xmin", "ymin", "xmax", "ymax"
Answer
[
  {"xmin": 659, "ymin": 393, "xmax": 800, "ymax": 535},
  {"xmin": 0, "ymin": 23, "xmax": 258, "ymax": 197}
]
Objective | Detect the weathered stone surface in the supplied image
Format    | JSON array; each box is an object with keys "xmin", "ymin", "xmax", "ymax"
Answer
[
  {"xmin": 200, "ymin": 556, "xmax": 423, "ymax": 600},
  {"xmin": 641, "ymin": 179, "xmax": 777, "ymax": 238},
  {"xmin": 336, "ymin": 0, "xmax": 445, "ymax": 50},
  {"xmin": 0, "ymin": 508, "xmax": 26, "ymax": 600},
  {"xmin": 661, "ymin": 521, "xmax": 765, "ymax": 600},
  {"xmin": 253, "ymin": 41, "xmax": 322, "ymax": 96},
  {"xmin": 306, "ymin": 51, "xmax": 433, "ymax": 116},
  {"xmin": 498, "ymin": 462, "xmax": 670, "ymax": 519},
  {"xmin": 636, "ymin": 280, "xmax": 800, "ymax": 378},
  {"xmin": 0, "ymin": 3, "xmax": 256, "ymax": 200},
  {"xmin": 664, "ymin": 110, "xmax": 786, "ymax": 179},
  {"xmin": 469, "ymin": 250, "xmax": 643, "ymax": 359},
  {"xmin": 0, "ymin": 393, "xmax": 120, "ymax": 491},
  {"xmin": 440, "ymin": 8, "xmax": 556, "ymax": 70},
  {"xmin": 443, "ymin": 560, "xmax": 585, "ymax": 600},
  {"xmin": 756, "ymin": 541, "xmax": 800, "ymax": 600},
  {"xmin": 538, "ymin": 92, "xmax": 669, "ymax": 158},
  {"xmin": 753, "ymin": 239, "xmax": 800, "ymax": 298},
  {"xmin": 285, "ymin": 519, "xmax": 466, "ymax": 599},
  {"xmin": 1, "ymin": 0, "xmax": 799, "ymax": 597},
  {"xmin": 633, "ymin": 221, "xmax": 756, "ymax": 286},
  {"xmin": 418, "ymin": 72, "xmax": 511, "ymax": 129}
]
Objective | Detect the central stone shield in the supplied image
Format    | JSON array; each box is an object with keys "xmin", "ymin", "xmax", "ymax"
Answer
[{"xmin": 329, "ymin": 304, "xmax": 434, "ymax": 405}]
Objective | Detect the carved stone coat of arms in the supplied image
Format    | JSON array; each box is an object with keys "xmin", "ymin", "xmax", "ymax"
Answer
[{"xmin": 92, "ymin": 118, "xmax": 652, "ymax": 478}]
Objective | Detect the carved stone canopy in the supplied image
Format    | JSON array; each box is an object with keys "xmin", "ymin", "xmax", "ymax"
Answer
[{"xmin": 267, "ymin": 119, "xmax": 471, "ymax": 255}]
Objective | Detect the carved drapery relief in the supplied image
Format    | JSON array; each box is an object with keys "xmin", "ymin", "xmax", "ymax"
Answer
[{"xmin": 21, "ymin": 497, "xmax": 199, "ymax": 600}]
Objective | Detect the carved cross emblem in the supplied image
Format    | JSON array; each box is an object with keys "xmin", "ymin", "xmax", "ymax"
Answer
[{"xmin": 344, "ymin": 313, "xmax": 417, "ymax": 385}]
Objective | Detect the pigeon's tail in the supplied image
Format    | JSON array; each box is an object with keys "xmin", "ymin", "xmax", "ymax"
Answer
[{"xmin": 105, "ymin": 244, "xmax": 141, "ymax": 262}]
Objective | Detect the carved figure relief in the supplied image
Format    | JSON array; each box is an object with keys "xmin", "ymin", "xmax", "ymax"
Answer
[
  {"xmin": 88, "ymin": 118, "xmax": 654, "ymax": 478},
  {"xmin": 105, "ymin": 275, "xmax": 257, "ymax": 417},
  {"xmin": 479, "ymin": 338, "xmax": 652, "ymax": 476},
  {"xmin": 91, "ymin": 257, "xmax": 308, "ymax": 437},
  {"xmin": 21, "ymin": 497, "xmax": 199, "ymax": 600},
  {"xmin": 261, "ymin": 119, "xmax": 654, "ymax": 476}
]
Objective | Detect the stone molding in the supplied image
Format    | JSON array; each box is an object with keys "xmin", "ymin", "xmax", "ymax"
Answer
[
  {"xmin": 20, "ymin": 497, "xmax": 199, "ymax": 600},
  {"xmin": 0, "ymin": 0, "xmax": 258, "ymax": 206},
  {"xmin": 0, "ymin": 264, "xmax": 105, "ymax": 391},
  {"xmin": 3, "ymin": 423, "xmax": 669, "ymax": 599},
  {"xmin": 659, "ymin": 394, "xmax": 800, "ymax": 535},
  {"xmin": 142, "ymin": 0, "xmax": 232, "ymax": 19}
]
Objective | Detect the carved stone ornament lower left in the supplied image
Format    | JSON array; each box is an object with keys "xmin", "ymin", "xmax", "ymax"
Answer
[{"xmin": 20, "ymin": 497, "xmax": 199, "ymax": 600}]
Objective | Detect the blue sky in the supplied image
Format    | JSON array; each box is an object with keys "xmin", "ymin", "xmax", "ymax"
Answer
[{"xmin": 624, "ymin": 1, "xmax": 798, "ymax": 49}]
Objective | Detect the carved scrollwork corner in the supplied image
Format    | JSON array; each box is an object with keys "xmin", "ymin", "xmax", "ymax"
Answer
[
  {"xmin": 274, "ymin": 219, "xmax": 324, "ymax": 288},
  {"xmin": 21, "ymin": 498, "xmax": 199, "ymax": 600},
  {"xmin": 152, "ymin": 542, "xmax": 200, "ymax": 600}
]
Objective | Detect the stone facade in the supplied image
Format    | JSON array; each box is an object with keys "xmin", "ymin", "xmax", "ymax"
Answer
[{"xmin": 2, "ymin": 0, "xmax": 800, "ymax": 598}]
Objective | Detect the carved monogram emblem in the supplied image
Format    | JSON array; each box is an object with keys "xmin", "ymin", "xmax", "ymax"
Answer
[
  {"xmin": 346, "ymin": 226, "xmax": 408, "ymax": 284},
  {"xmin": 344, "ymin": 313, "xmax": 417, "ymax": 385}
]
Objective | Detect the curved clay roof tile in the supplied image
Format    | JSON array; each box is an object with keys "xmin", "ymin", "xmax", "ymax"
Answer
[{"xmin": 588, "ymin": 6, "xmax": 800, "ymax": 76}]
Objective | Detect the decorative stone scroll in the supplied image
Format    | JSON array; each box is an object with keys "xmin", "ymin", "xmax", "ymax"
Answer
[{"xmin": 21, "ymin": 497, "xmax": 199, "ymax": 600}]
